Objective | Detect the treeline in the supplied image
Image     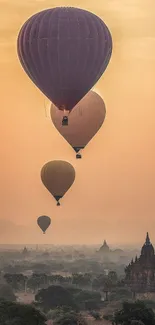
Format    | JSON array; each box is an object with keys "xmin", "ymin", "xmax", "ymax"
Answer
[
  {"xmin": 3, "ymin": 270, "xmax": 121, "ymax": 293},
  {"xmin": 2, "ymin": 258, "xmax": 125, "ymax": 275},
  {"xmin": 1, "ymin": 290, "xmax": 155, "ymax": 325}
]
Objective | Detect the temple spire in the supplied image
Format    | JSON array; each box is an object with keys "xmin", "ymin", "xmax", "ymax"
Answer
[{"xmin": 145, "ymin": 232, "xmax": 150, "ymax": 245}]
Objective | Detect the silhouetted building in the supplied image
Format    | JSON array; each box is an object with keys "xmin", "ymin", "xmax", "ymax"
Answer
[
  {"xmin": 98, "ymin": 240, "xmax": 110, "ymax": 253},
  {"xmin": 97, "ymin": 240, "xmax": 110, "ymax": 262},
  {"xmin": 22, "ymin": 247, "xmax": 29, "ymax": 258},
  {"xmin": 125, "ymin": 232, "xmax": 155, "ymax": 293},
  {"xmin": 97, "ymin": 240, "xmax": 125, "ymax": 263}
]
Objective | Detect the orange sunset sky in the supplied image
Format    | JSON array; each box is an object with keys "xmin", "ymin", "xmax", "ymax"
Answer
[{"xmin": 0, "ymin": 0, "xmax": 155, "ymax": 245}]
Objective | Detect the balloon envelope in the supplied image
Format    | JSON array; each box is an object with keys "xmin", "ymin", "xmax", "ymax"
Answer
[
  {"xmin": 37, "ymin": 216, "xmax": 51, "ymax": 234},
  {"xmin": 17, "ymin": 7, "xmax": 112, "ymax": 112},
  {"xmin": 50, "ymin": 91, "xmax": 106, "ymax": 156},
  {"xmin": 41, "ymin": 161, "xmax": 75, "ymax": 205}
]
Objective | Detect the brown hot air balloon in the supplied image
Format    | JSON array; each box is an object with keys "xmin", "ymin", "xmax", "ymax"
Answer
[
  {"xmin": 41, "ymin": 161, "xmax": 75, "ymax": 206},
  {"xmin": 37, "ymin": 216, "xmax": 51, "ymax": 234},
  {"xmin": 50, "ymin": 91, "xmax": 106, "ymax": 158}
]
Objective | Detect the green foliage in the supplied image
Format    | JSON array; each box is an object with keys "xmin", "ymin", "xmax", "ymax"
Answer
[
  {"xmin": 72, "ymin": 273, "xmax": 92, "ymax": 287},
  {"xmin": 27, "ymin": 273, "xmax": 48, "ymax": 293},
  {"xmin": 47, "ymin": 306, "xmax": 73, "ymax": 320},
  {"xmin": 35, "ymin": 285, "xmax": 77, "ymax": 311},
  {"xmin": 103, "ymin": 314, "xmax": 114, "ymax": 321},
  {"xmin": 92, "ymin": 272, "xmax": 118, "ymax": 292},
  {"xmin": 130, "ymin": 321, "xmax": 145, "ymax": 325},
  {"xmin": 35, "ymin": 283, "xmax": 102, "ymax": 312},
  {"xmin": 53, "ymin": 311, "xmax": 87, "ymax": 325},
  {"xmin": 64, "ymin": 286, "xmax": 82, "ymax": 296},
  {"xmin": 109, "ymin": 287, "xmax": 132, "ymax": 301},
  {"xmin": 113, "ymin": 300, "xmax": 155, "ymax": 325},
  {"xmin": 0, "ymin": 300, "xmax": 46, "ymax": 325},
  {"xmin": 74, "ymin": 289, "xmax": 101, "ymax": 310},
  {"xmin": 4, "ymin": 273, "xmax": 27, "ymax": 291},
  {"xmin": 108, "ymin": 271, "xmax": 118, "ymax": 283},
  {"xmin": 92, "ymin": 274, "xmax": 106, "ymax": 290},
  {"xmin": 143, "ymin": 300, "xmax": 155, "ymax": 310},
  {"xmin": 4, "ymin": 270, "xmax": 120, "ymax": 296},
  {"xmin": 0, "ymin": 284, "xmax": 16, "ymax": 301},
  {"xmin": 90, "ymin": 310, "xmax": 101, "ymax": 320}
]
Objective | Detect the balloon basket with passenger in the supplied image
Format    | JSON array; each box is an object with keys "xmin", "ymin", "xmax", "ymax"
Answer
[
  {"xmin": 73, "ymin": 147, "xmax": 84, "ymax": 159},
  {"xmin": 59, "ymin": 106, "xmax": 70, "ymax": 126},
  {"xmin": 62, "ymin": 116, "xmax": 68, "ymax": 126}
]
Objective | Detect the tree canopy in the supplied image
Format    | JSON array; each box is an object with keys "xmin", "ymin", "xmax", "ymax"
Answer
[
  {"xmin": 53, "ymin": 310, "xmax": 87, "ymax": 325},
  {"xmin": 113, "ymin": 300, "xmax": 155, "ymax": 325},
  {"xmin": 130, "ymin": 321, "xmax": 145, "ymax": 325},
  {"xmin": 0, "ymin": 284, "xmax": 16, "ymax": 302},
  {"xmin": 35, "ymin": 285, "xmax": 77, "ymax": 311},
  {"xmin": 0, "ymin": 300, "xmax": 46, "ymax": 325},
  {"xmin": 74, "ymin": 289, "xmax": 101, "ymax": 310}
]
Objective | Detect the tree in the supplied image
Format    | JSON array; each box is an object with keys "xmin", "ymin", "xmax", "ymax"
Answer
[
  {"xmin": 109, "ymin": 287, "xmax": 132, "ymax": 301},
  {"xmin": 92, "ymin": 274, "xmax": 106, "ymax": 290},
  {"xmin": 90, "ymin": 311, "xmax": 101, "ymax": 320},
  {"xmin": 108, "ymin": 271, "xmax": 118, "ymax": 285},
  {"xmin": 92, "ymin": 274, "xmax": 113, "ymax": 301},
  {"xmin": 0, "ymin": 284, "xmax": 16, "ymax": 301},
  {"xmin": 27, "ymin": 273, "xmax": 48, "ymax": 293},
  {"xmin": 143, "ymin": 300, "xmax": 155, "ymax": 310},
  {"xmin": 74, "ymin": 290, "xmax": 101, "ymax": 310},
  {"xmin": 113, "ymin": 300, "xmax": 155, "ymax": 325},
  {"xmin": 3, "ymin": 265, "xmax": 24, "ymax": 274},
  {"xmin": 4, "ymin": 273, "xmax": 27, "ymax": 291},
  {"xmin": 35, "ymin": 285, "xmax": 77, "ymax": 311},
  {"xmin": 47, "ymin": 306, "xmax": 74, "ymax": 321},
  {"xmin": 53, "ymin": 311, "xmax": 87, "ymax": 325},
  {"xmin": 130, "ymin": 321, "xmax": 145, "ymax": 325},
  {"xmin": 64, "ymin": 285, "xmax": 81, "ymax": 295},
  {"xmin": 72, "ymin": 273, "xmax": 92, "ymax": 288},
  {"xmin": 0, "ymin": 300, "xmax": 46, "ymax": 325}
]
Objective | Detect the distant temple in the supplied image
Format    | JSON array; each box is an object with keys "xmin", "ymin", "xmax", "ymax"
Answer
[
  {"xmin": 98, "ymin": 240, "xmax": 110, "ymax": 254},
  {"xmin": 125, "ymin": 232, "xmax": 155, "ymax": 293},
  {"xmin": 22, "ymin": 247, "xmax": 29, "ymax": 258},
  {"xmin": 97, "ymin": 240, "xmax": 111, "ymax": 262},
  {"xmin": 97, "ymin": 240, "xmax": 125, "ymax": 263}
]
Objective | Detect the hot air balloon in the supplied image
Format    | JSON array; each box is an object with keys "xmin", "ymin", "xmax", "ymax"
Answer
[
  {"xmin": 17, "ymin": 7, "xmax": 112, "ymax": 125},
  {"xmin": 50, "ymin": 91, "xmax": 106, "ymax": 158},
  {"xmin": 37, "ymin": 215, "xmax": 51, "ymax": 234},
  {"xmin": 41, "ymin": 161, "xmax": 75, "ymax": 206}
]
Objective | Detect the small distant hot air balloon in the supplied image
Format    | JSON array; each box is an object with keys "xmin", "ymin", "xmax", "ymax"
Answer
[
  {"xmin": 37, "ymin": 216, "xmax": 51, "ymax": 234},
  {"xmin": 17, "ymin": 7, "xmax": 112, "ymax": 125},
  {"xmin": 41, "ymin": 160, "xmax": 75, "ymax": 206},
  {"xmin": 50, "ymin": 91, "xmax": 106, "ymax": 158}
]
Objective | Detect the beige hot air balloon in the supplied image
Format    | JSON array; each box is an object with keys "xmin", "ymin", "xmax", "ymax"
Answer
[
  {"xmin": 41, "ymin": 161, "xmax": 75, "ymax": 206},
  {"xmin": 50, "ymin": 91, "xmax": 106, "ymax": 158}
]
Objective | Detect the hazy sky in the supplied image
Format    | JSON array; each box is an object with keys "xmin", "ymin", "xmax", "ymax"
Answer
[{"xmin": 0, "ymin": 0, "xmax": 155, "ymax": 245}]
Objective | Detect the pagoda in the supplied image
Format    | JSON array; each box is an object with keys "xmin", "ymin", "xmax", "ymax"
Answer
[
  {"xmin": 125, "ymin": 232, "xmax": 155, "ymax": 292},
  {"xmin": 98, "ymin": 240, "xmax": 110, "ymax": 253},
  {"xmin": 22, "ymin": 246, "xmax": 29, "ymax": 258}
]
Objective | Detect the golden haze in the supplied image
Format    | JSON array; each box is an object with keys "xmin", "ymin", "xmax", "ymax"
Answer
[{"xmin": 0, "ymin": 0, "xmax": 155, "ymax": 245}]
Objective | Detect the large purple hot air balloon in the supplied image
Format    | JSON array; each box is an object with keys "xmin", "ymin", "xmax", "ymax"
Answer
[{"xmin": 17, "ymin": 7, "xmax": 112, "ymax": 124}]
